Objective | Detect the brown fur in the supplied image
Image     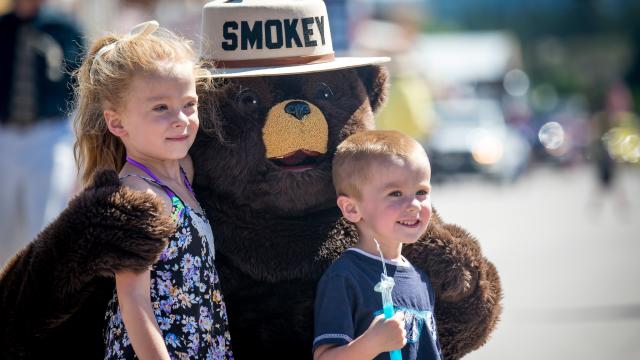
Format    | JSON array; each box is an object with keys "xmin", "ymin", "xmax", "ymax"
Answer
[
  {"xmin": 0, "ymin": 170, "xmax": 175, "ymax": 358},
  {"xmin": 194, "ymin": 68, "xmax": 384, "ymax": 217},
  {"xmin": 405, "ymin": 209, "xmax": 503, "ymax": 358}
]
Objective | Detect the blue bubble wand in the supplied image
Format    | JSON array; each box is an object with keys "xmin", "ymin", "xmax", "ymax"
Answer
[{"xmin": 373, "ymin": 238, "xmax": 403, "ymax": 360}]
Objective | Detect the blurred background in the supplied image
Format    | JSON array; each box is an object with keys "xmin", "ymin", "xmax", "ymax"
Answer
[{"xmin": 1, "ymin": 0, "xmax": 638, "ymax": 358}]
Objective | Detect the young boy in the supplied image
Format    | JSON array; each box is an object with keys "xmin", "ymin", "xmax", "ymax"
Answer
[{"xmin": 313, "ymin": 130, "xmax": 442, "ymax": 360}]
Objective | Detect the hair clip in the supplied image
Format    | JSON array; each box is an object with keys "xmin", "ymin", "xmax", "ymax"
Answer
[
  {"xmin": 95, "ymin": 42, "xmax": 116, "ymax": 60},
  {"xmin": 90, "ymin": 41, "xmax": 117, "ymax": 84},
  {"xmin": 128, "ymin": 20, "xmax": 160, "ymax": 38}
]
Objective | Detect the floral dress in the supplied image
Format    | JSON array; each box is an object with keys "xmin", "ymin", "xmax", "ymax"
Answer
[{"xmin": 104, "ymin": 174, "xmax": 233, "ymax": 360}]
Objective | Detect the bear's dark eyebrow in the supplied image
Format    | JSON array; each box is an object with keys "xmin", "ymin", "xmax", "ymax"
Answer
[{"xmin": 319, "ymin": 82, "xmax": 334, "ymax": 93}]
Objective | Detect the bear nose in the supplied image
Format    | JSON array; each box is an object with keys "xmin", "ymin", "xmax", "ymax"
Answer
[{"xmin": 284, "ymin": 101, "xmax": 311, "ymax": 121}]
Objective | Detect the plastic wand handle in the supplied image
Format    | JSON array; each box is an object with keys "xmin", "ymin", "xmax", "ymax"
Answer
[{"xmin": 383, "ymin": 304, "xmax": 403, "ymax": 360}]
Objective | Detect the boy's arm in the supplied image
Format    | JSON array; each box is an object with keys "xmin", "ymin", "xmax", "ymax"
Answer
[
  {"xmin": 116, "ymin": 270, "xmax": 170, "ymax": 360},
  {"xmin": 314, "ymin": 313, "xmax": 406, "ymax": 360}
]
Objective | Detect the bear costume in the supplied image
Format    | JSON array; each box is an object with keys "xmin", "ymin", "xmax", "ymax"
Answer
[
  {"xmin": 193, "ymin": 2, "xmax": 501, "ymax": 358},
  {"xmin": 191, "ymin": 67, "xmax": 502, "ymax": 360},
  {"xmin": 0, "ymin": 1, "xmax": 501, "ymax": 359}
]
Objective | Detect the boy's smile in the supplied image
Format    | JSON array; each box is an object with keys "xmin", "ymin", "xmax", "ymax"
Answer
[
  {"xmin": 397, "ymin": 219, "xmax": 421, "ymax": 228},
  {"xmin": 339, "ymin": 150, "xmax": 432, "ymax": 260}
]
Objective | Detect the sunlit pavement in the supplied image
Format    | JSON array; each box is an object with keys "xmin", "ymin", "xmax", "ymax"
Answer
[{"xmin": 434, "ymin": 163, "xmax": 640, "ymax": 359}]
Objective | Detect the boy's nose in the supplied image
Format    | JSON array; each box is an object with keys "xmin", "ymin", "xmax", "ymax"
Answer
[{"xmin": 407, "ymin": 199, "xmax": 421, "ymax": 212}]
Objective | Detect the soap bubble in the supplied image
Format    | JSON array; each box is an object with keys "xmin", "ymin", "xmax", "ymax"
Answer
[{"xmin": 538, "ymin": 122, "xmax": 565, "ymax": 150}]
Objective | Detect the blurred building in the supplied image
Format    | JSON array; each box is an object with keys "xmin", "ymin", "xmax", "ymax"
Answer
[{"xmin": 414, "ymin": 31, "xmax": 522, "ymax": 98}]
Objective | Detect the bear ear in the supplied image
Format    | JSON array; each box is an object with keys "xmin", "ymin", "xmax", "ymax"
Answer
[{"xmin": 356, "ymin": 65, "xmax": 389, "ymax": 113}]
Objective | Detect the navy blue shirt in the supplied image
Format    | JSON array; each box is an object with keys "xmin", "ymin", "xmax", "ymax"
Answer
[{"xmin": 314, "ymin": 248, "xmax": 442, "ymax": 360}]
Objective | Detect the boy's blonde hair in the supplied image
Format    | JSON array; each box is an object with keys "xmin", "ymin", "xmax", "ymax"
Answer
[
  {"xmin": 332, "ymin": 130, "xmax": 426, "ymax": 198},
  {"xmin": 72, "ymin": 21, "xmax": 210, "ymax": 185}
]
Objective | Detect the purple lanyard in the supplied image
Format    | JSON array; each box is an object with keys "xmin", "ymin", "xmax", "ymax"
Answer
[{"xmin": 125, "ymin": 156, "xmax": 195, "ymax": 199}]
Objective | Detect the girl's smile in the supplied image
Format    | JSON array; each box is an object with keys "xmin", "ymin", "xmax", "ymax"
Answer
[{"xmin": 166, "ymin": 135, "xmax": 190, "ymax": 141}]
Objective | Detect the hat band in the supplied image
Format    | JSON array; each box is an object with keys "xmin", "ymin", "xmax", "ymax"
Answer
[{"xmin": 213, "ymin": 52, "xmax": 335, "ymax": 68}]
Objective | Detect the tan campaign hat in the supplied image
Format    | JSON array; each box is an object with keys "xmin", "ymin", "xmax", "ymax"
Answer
[{"xmin": 200, "ymin": 0, "xmax": 389, "ymax": 78}]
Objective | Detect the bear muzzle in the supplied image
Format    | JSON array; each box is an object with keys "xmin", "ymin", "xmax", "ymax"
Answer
[{"xmin": 263, "ymin": 99, "xmax": 328, "ymax": 171}]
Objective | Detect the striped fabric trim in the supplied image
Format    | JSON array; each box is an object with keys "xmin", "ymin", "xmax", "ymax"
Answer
[{"xmin": 313, "ymin": 333, "xmax": 353, "ymax": 346}]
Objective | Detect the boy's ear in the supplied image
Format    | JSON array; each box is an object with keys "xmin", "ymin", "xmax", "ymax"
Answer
[
  {"xmin": 336, "ymin": 195, "xmax": 361, "ymax": 223},
  {"xmin": 104, "ymin": 110, "xmax": 127, "ymax": 137}
]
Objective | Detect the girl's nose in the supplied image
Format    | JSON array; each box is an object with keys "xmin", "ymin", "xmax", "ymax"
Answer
[{"xmin": 173, "ymin": 111, "xmax": 189, "ymax": 127}]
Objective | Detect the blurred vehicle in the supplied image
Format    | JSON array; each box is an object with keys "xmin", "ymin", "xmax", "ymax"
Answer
[{"xmin": 426, "ymin": 97, "xmax": 531, "ymax": 183}]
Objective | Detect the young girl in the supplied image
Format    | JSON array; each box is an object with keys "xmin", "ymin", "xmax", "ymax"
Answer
[{"xmin": 73, "ymin": 21, "xmax": 233, "ymax": 359}]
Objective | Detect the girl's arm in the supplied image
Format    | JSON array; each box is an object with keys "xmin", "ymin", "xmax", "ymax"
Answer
[{"xmin": 116, "ymin": 270, "xmax": 171, "ymax": 360}]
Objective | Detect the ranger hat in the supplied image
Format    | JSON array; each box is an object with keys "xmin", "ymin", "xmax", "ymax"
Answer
[{"xmin": 200, "ymin": 0, "xmax": 389, "ymax": 77}]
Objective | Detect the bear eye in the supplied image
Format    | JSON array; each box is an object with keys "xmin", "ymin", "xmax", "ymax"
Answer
[
  {"xmin": 235, "ymin": 89, "xmax": 260, "ymax": 112},
  {"xmin": 314, "ymin": 83, "xmax": 334, "ymax": 101}
]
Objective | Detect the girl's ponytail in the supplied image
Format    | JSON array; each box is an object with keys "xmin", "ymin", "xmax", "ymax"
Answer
[{"xmin": 72, "ymin": 34, "xmax": 125, "ymax": 185}]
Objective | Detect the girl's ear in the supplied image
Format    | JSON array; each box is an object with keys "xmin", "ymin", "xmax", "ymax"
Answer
[
  {"xmin": 104, "ymin": 110, "xmax": 127, "ymax": 137},
  {"xmin": 337, "ymin": 195, "xmax": 361, "ymax": 223}
]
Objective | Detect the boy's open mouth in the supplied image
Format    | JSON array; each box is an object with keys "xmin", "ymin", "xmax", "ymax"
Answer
[{"xmin": 397, "ymin": 219, "xmax": 420, "ymax": 228}]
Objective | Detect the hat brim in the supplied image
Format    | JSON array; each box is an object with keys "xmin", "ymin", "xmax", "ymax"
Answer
[{"xmin": 199, "ymin": 56, "xmax": 390, "ymax": 78}]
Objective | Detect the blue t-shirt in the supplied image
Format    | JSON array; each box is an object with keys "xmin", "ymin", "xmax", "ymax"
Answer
[{"xmin": 313, "ymin": 248, "xmax": 442, "ymax": 360}]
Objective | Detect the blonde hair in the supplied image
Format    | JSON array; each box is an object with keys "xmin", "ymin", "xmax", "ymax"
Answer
[
  {"xmin": 72, "ymin": 21, "xmax": 211, "ymax": 185},
  {"xmin": 332, "ymin": 130, "xmax": 426, "ymax": 198}
]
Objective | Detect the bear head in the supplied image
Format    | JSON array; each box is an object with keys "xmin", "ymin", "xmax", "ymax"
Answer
[{"xmin": 192, "ymin": 66, "xmax": 388, "ymax": 216}]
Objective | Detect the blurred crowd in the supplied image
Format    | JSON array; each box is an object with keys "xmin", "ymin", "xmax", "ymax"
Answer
[
  {"xmin": 1, "ymin": 0, "xmax": 82, "ymax": 261},
  {"xmin": 0, "ymin": 0, "xmax": 213, "ymax": 264},
  {"xmin": 1, "ymin": 0, "xmax": 639, "ymax": 264}
]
